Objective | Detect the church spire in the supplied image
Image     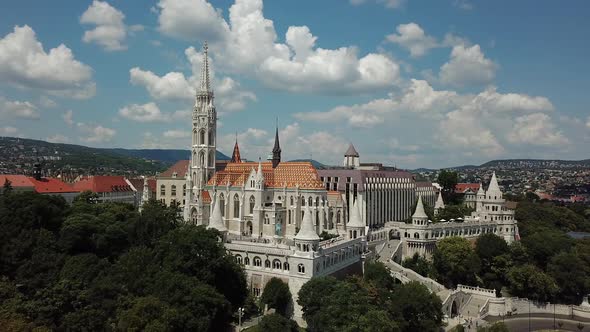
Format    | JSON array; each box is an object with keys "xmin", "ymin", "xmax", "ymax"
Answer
[
  {"xmin": 271, "ymin": 121, "xmax": 281, "ymax": 168},
  {"xmin": 199, "ymin": 41, "xmax": 211, "ymax": 94},
  {"xmin": 231, "ymin": 134, "xmax": 242, "ymax": 163}
]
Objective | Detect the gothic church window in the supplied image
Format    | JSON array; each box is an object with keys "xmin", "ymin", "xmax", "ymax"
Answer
[
  {"xmin": 298, "ymin": 264, "xmax": 305, "ymax": 274},
  {"xmin": 249, "ymin": 196, "xmax": 255, "ymax": 214},
  {"xmin": 199, "ymin": 130, "xmax": 205, "ymax": 145},
  {"xmin": 220, "ymin": 194, "xmax": 225, "ymax": 217},
  {"xmin": 233, "ymin": 194, "xmax": 240, "ymax": 218},
  {"xmin": 253, "ymin": 257, "xmax": 261, "ymax": 267}
]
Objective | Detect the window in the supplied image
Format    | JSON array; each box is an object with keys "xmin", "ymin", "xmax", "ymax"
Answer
[
  {"xmin": 233, "ymin": 194, "xmax": 240, "ymax": 218},
  {"xmin": 308, "ymin": 197, "xmax": 313, "ymax": 206},
  {"xmin": 160, "ymin": 185, "xmax": 166, "ymax": 196},
  {"xmin": 253, "ymin": 288, "xmax": 261, "ymax": 297},
  {"xmin": 288, "ymin": 210, "xmax": 292, "ymax": 224},
  {"xmin": 253, "ymin": 257, "xmax": 262, "ymax": 267},
  {"xmin": 265, "ymin": 259, "xmax": 271, "ymax": 268},
  {"xmin": 209, "ymin": 150, "xmax": 214, "ymax": 167},
  {"xmin": 249, "ymin": 196, "xmax": 255, "ymax": 214},
  {"xmin": 283, "ymin": 262, "xmax": 290, "ymax": 271},
  {"xmin": 220, "ymin": 194, "xmax": 225, "ymax": 217},
  {"xmin": 298, "ymin": 263, "xmax": 305, "ymax": 274},
  {"xmin": 273, "ymin": 259, "xmax": 281, "ymax": 269},
  {"xmin": 244, "ymin": 257, "xmax": 250, "ymax": 265},
  {"xmin": 182, "ymin": 184, "xmax": 186, "ymax": 196},
  {"xmin": 208, "ymin": 130, "xmax": 214, "ymax": 145},
  {"xmin": 290, "ymin": 196, "xmax": 294, "ymax": 206},
  {"xmin": 199, "ymin": 130, "xmax": 205, "ymax": 145},
  {"xmin": 171, "ymin": 185, "xmax": 177, "ymax": 196},
  {"xmin": 235, "ymin": 255, "xmax": 242, "ymax": 264},
  {"xmin": 199, "ymin": 151, "xmax": 205, "ymax": 167}
]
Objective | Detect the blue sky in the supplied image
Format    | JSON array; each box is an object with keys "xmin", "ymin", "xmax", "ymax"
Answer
[{"xmin": 1, "ymin": 0, "xmax": 589, "ymax": 168}]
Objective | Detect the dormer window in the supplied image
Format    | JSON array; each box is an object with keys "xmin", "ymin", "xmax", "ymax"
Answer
[{"xmin": 172, "ymin": 172, "xmax": 177, "ymax": 178}]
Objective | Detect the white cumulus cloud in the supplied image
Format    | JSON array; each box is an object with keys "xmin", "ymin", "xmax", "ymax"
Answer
[
  {"xmin": 119, "ymin": 102, "xmax": 168, "ymax": 122},
  {"xmin": 77, "ymin": 123, "xmax": 116, "ymax": 143},
  {"xmin": 0, "ymin": 25, "xmax": 95, "ymax": 99},
  {"xmin": 386, "ymin": 23, "xmax": 438, "ymax": 57},
  {"xmin": 80, "ymin": 1, "xmax": 132, "ymax": 51},
  {"xmin": 507, "ymin": 113, "xmax": 569, "ymax": 146},
  {"xmin": 440, "ymin": 44, "xmax": 497, "ymax": 87},
  {"xmin": 0, "ymin": 96, "xmax": 40, "ymax": 119}
]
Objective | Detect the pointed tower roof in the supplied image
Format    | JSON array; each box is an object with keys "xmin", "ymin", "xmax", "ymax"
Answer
[
  {"xmin": 272, "ymin": 126, "xmax": 281, "ymax": 154},
  {"xmin": 347, "ymin": 199, "xmax": 365, "ymax": 228},
  {"xmin": 434, "ymin": 191, "xmax": 445, "ymax": 210},
  {"xmin": 487, "ymin": 171, "xmax": 501, "ymax": 193},
  {"xmin": 231, "ymin": 135, "xmax": 242, "ymax": 163},
  {"xmin": 272, "ymin": 123, "xmax": 281, "ymax": 168},
  {"xmin": 208, "ymin": 192, "xmax": 227, "ymax": 232},
  {"xmin": 344, "ymin": 143, "xmax": 359, "ymax": 157},
  {"xmin": 412, "ymin": 195, "xmax": 428, "ymax": 219},
  {"xmin": 199, "ymin": 41, "xmax": 211, "ymax": 94},
  {"xmin": 477, "ymin": 182, "xmax": 484, "ymax": 195},
  {"xmin": 295, "ymin": 205, "xmax": 320, "ymax": 241}
]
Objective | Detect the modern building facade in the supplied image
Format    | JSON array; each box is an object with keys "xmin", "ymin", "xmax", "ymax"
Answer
[{"xmin": 318, "ymin": 144, "xmax": 438, "ymax": 229}]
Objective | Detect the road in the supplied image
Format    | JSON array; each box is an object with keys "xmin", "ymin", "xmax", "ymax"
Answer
[{"xmin": 495, "ymin": 316, "xmax": 588, "ymax": 331}]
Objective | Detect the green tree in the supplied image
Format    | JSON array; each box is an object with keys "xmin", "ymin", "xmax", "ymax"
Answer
[
  {"xmin": 547, "ymin": 251, "xmax": 590, "ymax": 304},
  {"xmin": 507, "ymin": 264, "xmax": 558, "ymax": 302},
  {"xmin": 521, "ymin": 230, "xmax": 573, "ymax": 268},
  {"xmin": 432, "ymin": 237, "xmax": 481, "ymax": 288},
  {"xmin": 364, "ymin": 261, "xmax": 397, "ymax": 291},
  {"xmin": 437, "ymin": 170, "xmax": 459, "ymax": 203},
  {"xmin": 257, "ymin": 313, "xmax": 299, "ymax": 332},
  {"xmin": 2, "ymin": 179, "xmax": 12, "ymax": 195},
  {"xmin": 117, "ymin": 296, "xmax": 176, "ymax": 332},
  {"xmin": 402, "ymin": 253, "xmax": 433, "ymax": 277},
  {"xmin": 260, "ymin": 278, "xmax": 292, "ymax": 316},
  {"xmin": 435, "ymin": 204, "xmax": 474, "ymax": 222},
  {"xmin": 391, "ymin": 281, "xmax": 443, "ymax": 332}
]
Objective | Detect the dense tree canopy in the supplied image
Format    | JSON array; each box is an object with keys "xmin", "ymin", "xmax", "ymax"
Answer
[
  {"xmin": 437, "ymin": 170, "xmax": 459, "ymax": 203},
  {"xmin": 298, "ymin": 262, "xmax": 442, "ymax": 332},
  {"xmin": 0, "ymin": 192, "xmax": 247, "ymax": 331},
  {"xmin": 432, "ymin": 237, "xmax": 481, "ymax": 288},
  {"xmin": 259, "ymin": 277, "xmax": 292, "ymax": 317}
]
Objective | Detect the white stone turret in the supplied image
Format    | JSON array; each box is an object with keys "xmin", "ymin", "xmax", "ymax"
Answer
[
  {"xmin": 294, "ymin": 205, "xmax": 320, "ymax": 253},
  {"xmin": 434, "ymin": 191, "xmax": 445, "ymax": 216},
  {"xmin": 412, "ymin": 195, "xmax": 428, "ymax": 226},
  {"xmin": 343, "ymin": 143, "xmax": 360, "ymax": 168},
  {"xmin": 208, "ymin": 192, "xmax": 227, "ymax": 232},
  {"xmin": 347, "ymin": 198, "xmax": 365, "ymax": 239},
  {"xmin": 486, "ymin": 172, "xmax": 502, "ymax": 200}
]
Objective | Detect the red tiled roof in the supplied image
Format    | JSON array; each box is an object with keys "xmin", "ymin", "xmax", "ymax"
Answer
[
  {"xmin": 455, "ymin": 183, "xmax": 481, "ymax": 193},
  {"xmin": 160, "ymin": 160, "xmax": 189, "ymax": 178},
  {"xmin": 0, "ymin": 175, "xmax": 34, "ymax": 188},
  {"xmin": 29, "ymin": 177, "xmax": 77, "ymax": 193},
  {"xmin": 201, "ymin": 190, "xmax": 211, "ymax": 203},
  {"xmin": 73, "ymin": 176, "xmax": 133, "ymax": 193},
  {"xmin": 208, "ymin": 161, "xmax": 324, "ymax": 190}
]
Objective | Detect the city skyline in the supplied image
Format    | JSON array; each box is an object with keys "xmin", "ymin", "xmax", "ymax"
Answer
[{"xmin": 1, "ymin": 0, "xmax": 589, "ymax": 169}]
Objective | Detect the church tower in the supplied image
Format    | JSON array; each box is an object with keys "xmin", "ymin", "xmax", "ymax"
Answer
[
  {"xmin": 184, "ymin": 42, "xmax": 217, "ymax": 224},
  {"xmin": 271, "ymin": 125, "xmax": 281, "ymax": 168}
]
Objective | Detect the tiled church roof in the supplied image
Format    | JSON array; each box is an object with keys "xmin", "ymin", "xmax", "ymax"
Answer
[
  {"xmin": 160, "ymin": 160, "xmax": 190, "ymax": 178},
  {"xmin": 207, "ymin": 161, "xmax": 324, "ymax": 190}
]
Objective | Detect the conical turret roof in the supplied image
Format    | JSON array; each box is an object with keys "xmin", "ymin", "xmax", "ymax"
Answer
[
  {"xmin": 208, "ymin": 192, "xmax": 227, "ymax": 232},
  {"xmin": 412, "ymin": 195, "xmax": 428, "ymax": 219},
  {"xmin": 295, "ymin": 205, "xmax": 320, "ymax": 241},
  {"xmin": 434, "ymin": 191, "xmax": 445, "ymax": 209},
  {"xmin": 347, "ymin": 199, "xmax": 364, "ymax": 228},
  {"xmin": 344, "ymin": 143, "xmax": 359, "ymax": 157},
  {"xmin": 487, "ymin": 171, "xmax": 501, "ymax": 193}
]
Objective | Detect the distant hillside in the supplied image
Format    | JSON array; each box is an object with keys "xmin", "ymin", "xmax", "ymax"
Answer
[
  {"xmin": 0, "ymin": 137, "xmax": 229, "ymax": 176},
  {"xmin": 105, "ymin": 148, "xmax": 230, "ymax": 163},
  {"xmin": 478, "ymin": 159, "xmax": 590, "ymax": 169},
  {"xmin": 289, "ymin": 159, "xmax": 326, "ymax": 169}
]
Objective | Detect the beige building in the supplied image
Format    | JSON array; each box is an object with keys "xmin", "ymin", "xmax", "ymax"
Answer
[{"xmin": 156, "ymin": 160, "xmax": 189, "ymax": 208}]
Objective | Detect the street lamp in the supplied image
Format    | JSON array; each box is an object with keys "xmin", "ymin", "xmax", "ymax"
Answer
[{"xmin": 238, "ymin": 307, "xmax": 244, "ymax": 330}]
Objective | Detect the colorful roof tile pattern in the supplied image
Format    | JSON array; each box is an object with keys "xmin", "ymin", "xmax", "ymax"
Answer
[{"xmin": 207, "ymin": 161, "xmax": 324, "ymax": 190}]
